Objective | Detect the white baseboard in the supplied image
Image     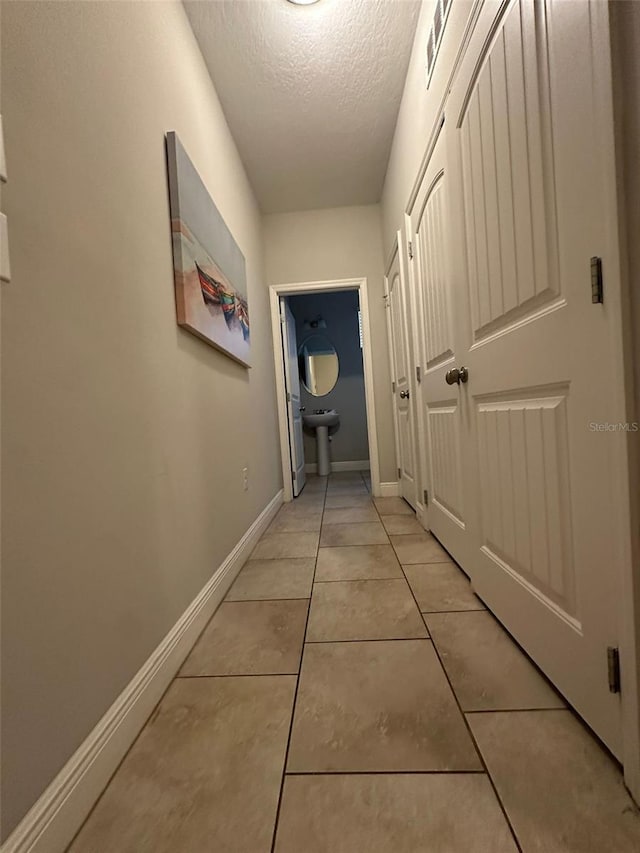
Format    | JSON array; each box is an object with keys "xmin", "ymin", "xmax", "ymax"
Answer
[
  {"xmin": 1, "ymin": 489, "xmax": 284, "ymax": 853},
  {"xmin": 378, "ymin": 481, "xmax": 400, "ymax": 497},
  {"xmin": 304, "ymin": 460, "xmax": 371, "ymax": 474}
]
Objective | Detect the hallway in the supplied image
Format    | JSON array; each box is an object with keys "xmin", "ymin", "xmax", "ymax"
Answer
[
  {"xmin": 68, "ymin": 473, "xmax": 640, "ymax": 852},
  {"xmin": 4, "ymin": 1, "xmax": 640, "ymax": 848}
]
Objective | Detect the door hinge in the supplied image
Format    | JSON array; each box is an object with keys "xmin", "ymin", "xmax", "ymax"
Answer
[
  {"xmin": 397, "ymin": 467, "xmax": 402, "ymax": 478},
  {"xmin": 286, "ymin": 391, "xmax": 291, "ymax": 402},
  {"xmin": 423, "ymin": 489, "xmax": 429, "ymax": 505},
  {"xmin": 408, "ymin": 240, "xmax": 414, "ymax": 260},
  {"xmin": 591, "ymin": 256, "xmax": 604, "ymax": 304},
  {"xmin": 392, "ymin": 381, "xmax": 396, "ymax": 394},
  {"xmin": 607, "ymin": 646, "xmax": 621, "ymax": 694},
  {"xmin": 416, "ymin": 365, "xmax": 422, "ymax": 383},
  {"xmin": 292, "ymin": 471, "xmax": 297, "ymax": 481}
]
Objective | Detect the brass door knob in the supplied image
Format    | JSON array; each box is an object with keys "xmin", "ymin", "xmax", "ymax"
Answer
[{"xmin": 445, "ymin": 366, "xmax": 469, "ymax": 385}]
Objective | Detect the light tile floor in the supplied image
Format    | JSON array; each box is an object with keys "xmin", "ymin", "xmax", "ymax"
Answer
[{"xmin": 69, "ymin": 473, "xmax": 640, "ymax": 852}]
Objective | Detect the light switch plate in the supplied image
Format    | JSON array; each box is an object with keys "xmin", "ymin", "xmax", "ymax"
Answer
[
  {"xmin": 0, "ymin": 213, "xmax": 11, "ymax": 283},
  {"xmin": 0, "ymin": 115, "xmax": 6, "ymax": 183}
]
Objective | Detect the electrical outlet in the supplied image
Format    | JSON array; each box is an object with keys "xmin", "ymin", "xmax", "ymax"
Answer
[
  {"xmin": 0, "ymin": 115, "xmax": 6, "ymax": 183},
  {"xmin": 242, "ymin": 467, "xmax": 249, "ymax": 491},
  {"xmin": 0, "ymin": 214, "xmax": 10, "ymax": 283}
]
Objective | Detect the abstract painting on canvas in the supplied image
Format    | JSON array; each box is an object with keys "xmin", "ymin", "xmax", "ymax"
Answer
[{"xmin": 166, "ymin": 131, "xmax": 250, "ymax": 366}]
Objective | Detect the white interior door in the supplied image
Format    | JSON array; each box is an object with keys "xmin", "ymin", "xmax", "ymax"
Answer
[
  {"xmin": 446, "ymin": 0, "xmax": 624, "ymax": 755},
  {"xmin": 281, "ymin": 298, "xmax": 306, "ymax": 496},
  {"xmin": 409, "ymin": 129, "xmax": 472, "ymax": 565},
  {"xmin": 387, "ymin": 248, "xmax": 418, "ymax": 507}
]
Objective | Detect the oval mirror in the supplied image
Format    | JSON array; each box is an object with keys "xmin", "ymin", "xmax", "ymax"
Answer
[{"xmin": 298, "ymin": 335, "xmax": 339, "ymax": 397}]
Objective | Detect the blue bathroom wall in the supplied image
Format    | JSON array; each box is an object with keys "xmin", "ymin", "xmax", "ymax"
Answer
[{"xmin": 287, "ymin": 291, "xmax": 369, "ymax": 467}]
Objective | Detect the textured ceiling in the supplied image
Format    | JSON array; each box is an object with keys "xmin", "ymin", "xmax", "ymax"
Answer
[{"xmin": 184, "ymin": 0, "xmax": 421, "ymax": 213}]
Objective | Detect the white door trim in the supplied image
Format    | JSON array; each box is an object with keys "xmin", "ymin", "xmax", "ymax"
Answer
[
  {"xmin": 399, "ymin": 215, "xmax": 427, "ymax": 520},
  {"xmin": 383, "ymin": 238, "xmax": 403, "ymax": 494},
  {"xmin": 281, "ymin": 299, "xmax": 306, "ymax": 496},
  {"xmin": 269, "ymin": 278, "xmax": 381, "ymax": 501},
  {"xmin": 384, "ymin": 233, "xmax": 420, "ymax": 509}
]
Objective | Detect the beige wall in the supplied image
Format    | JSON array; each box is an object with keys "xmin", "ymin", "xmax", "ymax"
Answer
[
  {"xmin": 1, "ymin": 0, "xmax": 282, "ymax": 838},
  {"xmin": 381, "ymin": 0, "xmax": 475, "ymax": 255},
  {"xmin": 263, "ymin": 205, "xmax": 396, "ymax": 482}
]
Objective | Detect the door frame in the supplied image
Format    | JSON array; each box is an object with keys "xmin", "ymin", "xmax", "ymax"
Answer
[
  {"xmin": 383, "ymin": 240, "xmax": 402, "ymax": 498},
  {"xmin": 281, "ymin": 298, "xmax": 306, "ymax": 497},
  {"xmin": 594, "ymin": 0, "xmax": 640, "ymax": 797},
  {"xmin": 384, "ymin": 231, "xmax": 421, "ymax": 511},
  {"xmin": 611, "ymin": 0, "xmax": 640, "ymax": 802},
  {"xmin": 269, "ymin": 277, "xmax": 381, "ymax": 502}
]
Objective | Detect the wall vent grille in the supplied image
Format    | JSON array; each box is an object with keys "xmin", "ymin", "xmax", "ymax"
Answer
[{"xmin": 426, "ymin": 0, "xmax": 452, "ymax": 87}]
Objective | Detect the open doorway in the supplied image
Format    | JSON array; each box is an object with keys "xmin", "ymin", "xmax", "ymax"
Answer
[{"xmin": 269, "ymin": 278, "xmax": 381, "ymax": 502}]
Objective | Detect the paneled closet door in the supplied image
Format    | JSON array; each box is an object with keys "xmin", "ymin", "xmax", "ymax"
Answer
[
  {"xmin": 447, "ymin": 0, "xmax": 624, "ymax": 755},
  {"xmin": 408, "ymin": 129, "xmax": 473, "ymax": 567},
  {"xmin": 387, "ymin": 245, "xmax": 418, "ymax": 508}
]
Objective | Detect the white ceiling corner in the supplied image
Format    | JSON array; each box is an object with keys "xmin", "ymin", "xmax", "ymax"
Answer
[{"xmin": 183, "ymin": 0, "xmax": 421, "ymax": 214}]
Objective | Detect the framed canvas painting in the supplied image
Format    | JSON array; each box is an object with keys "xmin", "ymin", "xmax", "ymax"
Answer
[{"xmin": 166, "ymin": 131, "xmax": 250, "ymax": 367}]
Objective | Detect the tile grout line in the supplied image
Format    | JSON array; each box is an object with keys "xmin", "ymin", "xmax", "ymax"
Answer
[
  {"xmin": 420, "ymin": 607, "xmax": 487, "ymax": 614},
  {"xmin": 241, "ymin": 555, "xmax": 320, "ymax": 565},
  {"xmin": 316, "ymin": 543, "xmax": 392, "ymax": 550},
  {"xmin": 67, "ymin": 479, "xmax": 421, "ymax": 850},
  {"xmin": 315, "ymin": 536, "xmax": 447, "ymax": 549},
  {"xmin": 225, "ymin": 596, "xmax": 311, "ymax": 602},
  {"xmin": 284, "ymin": 769, "xmax": 487, "ymax": 777},
  {"xmin": 391, "ymin": 541, "xmax": 565, "ymax": 711},
  {"xmin": 371, "ymin": 498, "xmax": 524, "ymax": 853},
  {"xmin": 64, "ymin": 494, "xmax": 325, "ymax": 850},
  {"xmin": 421, "ymin": 611, "xmax": 523, "ymax": 853},
  {"xmin": 268, "ymin": 478, "xmax": 328, "ymax": 853},
  {"xmin": 66, "ymin": 487, "xmax": 330, "ymax": 849},
  {"xmin": 305, "ymin": 637, "xmax": 430, "ymax": 645},
  {"xmin": 176, "ymin": 672, "xmax": 302, "ymax": 679},
  {"xmin": 422, "ymin": 625, "xmax": 523, "ymax": 844},
  {"xmin": 268, "ymin": 480, "xmax": 529, "ymax": 846},
  {"xmin": 312, "ymin": 577, "xmax": 410, "ymax": 586},
  {"xmin": 465, "ymin": 707, "xmax": 571, "ymax": 715},
  {"xmin": 63, "ymin": 620, "xmax": 207, "ymax": 848},
  {"xmin": 313, "ymin": 576, "xmax": 402, "ymax": 584},
  {"xmin": 175, "ymin": 673, "xmax": 566, "ymax": 714},
  {"xmin": 158, "ymin": 484, "xmax": 568, "ymax": 851}
]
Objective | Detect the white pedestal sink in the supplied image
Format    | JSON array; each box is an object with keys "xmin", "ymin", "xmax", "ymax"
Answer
[{"xmin": 302, "ymin": 410, "xmax": 340, "ymax": 476}]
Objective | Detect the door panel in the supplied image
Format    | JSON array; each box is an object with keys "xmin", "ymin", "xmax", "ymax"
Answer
[
  {"xmin": 409, "ymin": 129, "xmax": 470, "ymax": 561},
  {"xmin": 427, "ymin": 403, "xmax": 464, "ymax": 526},
  {"xmin": 460, "ymin": 0, "xmax": 560, "ymax": 341},
  {"xmin": 387, "ymin": 250, "xmax": 417, "ymax": 507},
  {"xmin": 476, "ymin": 388, "xmax": 575, "ymax": 617},
  {"xmin": 281, "ymin": 299, "xmax": 306, "ymax": 497},
  {"xmin": 447, "ymin": 0, "xmax": 622, "ymax": 754},
  {"xmin": 419, "ymin": 179, "xmax": 453, "ymax": 370}
]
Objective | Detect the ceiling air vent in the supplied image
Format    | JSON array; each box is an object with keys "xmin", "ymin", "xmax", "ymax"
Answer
[{"xmin": 426, "ymin": 0, "xmax": 452, "ymax": 87}]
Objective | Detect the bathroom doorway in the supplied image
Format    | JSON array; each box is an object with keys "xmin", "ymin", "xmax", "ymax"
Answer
[{"xmin": 269, "ymin": 278, "xmax": 381, "ymax": 501}]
